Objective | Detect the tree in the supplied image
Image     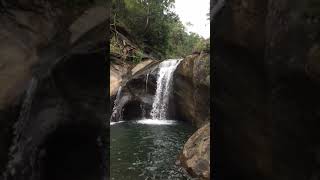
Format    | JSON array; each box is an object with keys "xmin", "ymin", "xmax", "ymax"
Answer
[{"xmin": 111, "ymin": 0, "xmax": 208, "ymax": 59}]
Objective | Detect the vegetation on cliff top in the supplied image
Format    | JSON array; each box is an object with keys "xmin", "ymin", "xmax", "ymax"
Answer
[{"xmin": 111, "ymin": 0, "xmax": 209, "ymax": 62}]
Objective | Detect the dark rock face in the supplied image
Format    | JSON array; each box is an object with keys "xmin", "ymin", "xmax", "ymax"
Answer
[
  {"xmin": 214, "ymin": 0, "xmax": 268, "ymax": 53},
  {"xmin": 171, "ymin": 54, "xmax": 210, "ymax": 179},
  {"xmin": 173, "ymin": 53, "xmax": 210, "ymax": 128},
  {"xmin": 4, "ymin": 53, "xmax": 108, "ymax": 180},
  {"xmin": 214, "ymin": 0, "xmax": 320, "ymax": 179},
  {"xmin": 38, "ymin": 124, "xmax": 103, "ymax": 180},
  {"xmin": 0, "ymin": 2, "xmax": 109, "ymax": 179},
  {"xmin": 111, "ymin": 61, "xmax": 159, "ymax": 121}
]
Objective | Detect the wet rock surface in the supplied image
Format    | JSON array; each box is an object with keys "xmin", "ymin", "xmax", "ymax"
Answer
[
  {"xmin": 110, "ymin": 58, "xmax": 131, "ymax": 97},
  {"xmin": 110, "ymin": 57, "xmax": 156, "ymax": 97},
  {"xmin": 180, "ymin": 123, "xmax": 210, "ymax": 180},
  {"xmin": 173, "ymin": 53, "xmax": 210, "ymax": 128},
  {"xmin": 3, "ymin": 53, "xmax": 108, "ymax": 180},
  {"xmin": 0, "ymin": 1, "xmax": 109, "ymax": 179},
  {"xmin": 110, "ymin": 59, "xmax": 160, "ymax": 121}
]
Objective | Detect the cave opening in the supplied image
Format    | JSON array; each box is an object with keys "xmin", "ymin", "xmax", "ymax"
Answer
[
  {"xmin": 39, "ymin": 124, "xmax": 104, "ymax": 180},
  {"xmin": 35, "ymin": 51, "xmax": 108, "ymax": 180},
  {"xmin": 122, "ymin": 100, "xmax": 144, "ymax": 121}
]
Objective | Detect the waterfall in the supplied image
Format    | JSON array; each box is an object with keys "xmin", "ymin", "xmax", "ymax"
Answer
[
  {"xmin": 14, "ymin": 78, "xmax": 38, "ymax": 140},
  {"xmin": 145, "ymin": 73, "xmax": 149, "ymax": 92},
  {"xmin": 140, "ymin": 104, "xmax": 146, "ymax": 119},
  {"xmin": 150, "ymin": 59, "xmax": 182, "ymax": 120},
  {"xmin": 4, "ymin": 77, "xmax": 38, "ymax": 179},
  {"xmin": 110, "ymin": 85, "xmax": 123, "ymax": 122}
]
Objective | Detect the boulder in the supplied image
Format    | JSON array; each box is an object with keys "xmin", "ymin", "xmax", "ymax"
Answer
[
  {"xmin": 180, "ymin": 123, "xmax": 210, "ymax": 180},
  {"xmin": 173, "ymin": 53, "xmax": 210, "ymax": 127}
]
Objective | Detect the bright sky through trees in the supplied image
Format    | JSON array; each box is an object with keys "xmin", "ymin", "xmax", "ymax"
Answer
[{"xmin": 173, "ymin": 0, "xmax": 210, "ymax": 38}]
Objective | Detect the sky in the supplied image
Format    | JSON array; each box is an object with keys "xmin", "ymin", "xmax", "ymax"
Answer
[{"xmin": 173, "ymin": 0, "xmax": 210, "ymax": 39}]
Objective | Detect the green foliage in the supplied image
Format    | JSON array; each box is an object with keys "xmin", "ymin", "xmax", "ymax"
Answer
[
  {"xmin": 194, "ymin": 38, "xmax": 210, "ymax": 52},
  {"xmin": 203, "ymin": 55, "xmax": 210, "ymax": 75},
  {"xmin": 110, "ymin": 36, "xmax": 122, "ymax": 54},
  {"xmin": 132, "ymin": 50, "xmax": 144, "ymax": 64},
  {"xmin": 112, "ymin": 0, "xmax": 209, "ymax": 60}
]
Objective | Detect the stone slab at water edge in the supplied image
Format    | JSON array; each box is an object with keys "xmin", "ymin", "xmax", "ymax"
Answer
[{"xmin": 180, "ymin": 122, "xmax": 210, "ymax": 180}]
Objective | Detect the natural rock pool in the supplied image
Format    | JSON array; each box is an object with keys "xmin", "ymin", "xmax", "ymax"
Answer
[{"xmin": 110, "ymin": 119, "xmax": 195, "ymax": 180}]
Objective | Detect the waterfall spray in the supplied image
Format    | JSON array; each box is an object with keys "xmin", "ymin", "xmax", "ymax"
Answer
[
  {"xmin": 145, "ymin": 73, "xmax": 149, "ymax": 92},
  {"xmin": 4, "ymin": 77, "xmax": 38, "ymax": 179},
  {"xmin": 110, "ymin": 86, "xmax": 123, "ymax": 122},
  {"xmin": 140, "ymin": 104, "xmax": 146, "ymax": 119}
]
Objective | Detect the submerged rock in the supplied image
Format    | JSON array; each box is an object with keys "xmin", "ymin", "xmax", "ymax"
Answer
[{"xmin": 180, "ymin": 123, "xmax": 210, "ymax": 180}]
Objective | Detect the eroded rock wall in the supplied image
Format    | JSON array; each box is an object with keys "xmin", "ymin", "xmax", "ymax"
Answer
[
  {"xmin": 0, "ymin": 1, "xmax": 109, "ymax": 178},
  {"xmin": 214, "ymin": 0, "xmax": 320, "ymax": 179},
  {"xmin": 173, "ymin": 53, "xmax": 210, "ymax": 128}
]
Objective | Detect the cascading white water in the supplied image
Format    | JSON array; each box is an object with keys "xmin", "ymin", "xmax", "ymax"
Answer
[
  {"xmin": 150, "ymin": 59, "xmax": 182, "ymax": 120},
  {"xmin": 140, "ymin": 104, "xmax": 146, "ymax": 119},
  {"xmin": 4, "ymin": 77, "xmax": 38, "ymax": 179},
  {"xmin": 145, "ymin": 73, "xmax": 149, "ymax": 92},
  {"xmin": 110, "ymin": 86, "xmax": 123, "ymax": 122},
  {"xmin": 14, "ymin": 78, "xmax": 38, "ymax": 139}
]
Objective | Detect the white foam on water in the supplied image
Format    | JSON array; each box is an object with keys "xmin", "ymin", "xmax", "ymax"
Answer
[
  {"xmin": 134, "ymin": 119, "xmax": 177, "ymax": 125},
  {"xmin": 110, "ymin": 121, "xmax": 124, "ymax": 125}
]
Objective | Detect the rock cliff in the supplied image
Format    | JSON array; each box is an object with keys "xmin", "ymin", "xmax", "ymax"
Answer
[
  {"xmin": 0, "ymin": 1, "xmax": 109, "ymax": 179},
  {"xmin": 214, "ymin": 0, "xmax": 320, "ymax": 179},
  {"xmin": 174, "ymin": 53, "xmax": 210, "ymax": 128}
]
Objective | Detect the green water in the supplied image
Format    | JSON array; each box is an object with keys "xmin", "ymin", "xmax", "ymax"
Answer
[{"xmin": 110, "ymin": 120, "xmax": 195, "ymax": 180}]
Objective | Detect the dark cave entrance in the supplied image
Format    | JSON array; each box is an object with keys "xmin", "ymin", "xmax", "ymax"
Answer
[
  {"xmin": 39, "ymin": 124, "xmax": 104, "ymax": 180},
  {"xmin": 36, "ymin": 52, "xmax": 108, "ymax": 180},
  {"xmin": 122, "ymin": 100, "xmax": 142, "ymax": 120}
]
